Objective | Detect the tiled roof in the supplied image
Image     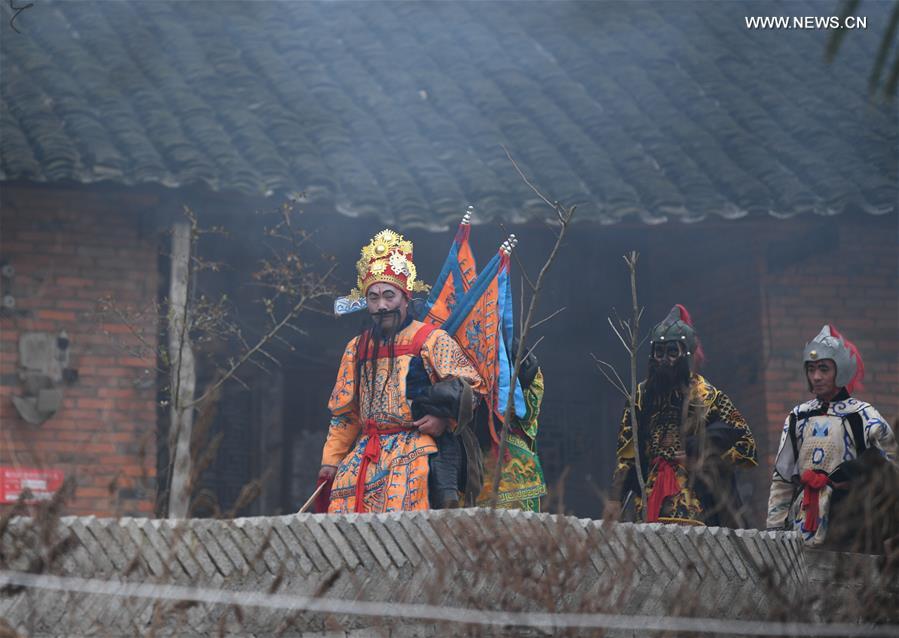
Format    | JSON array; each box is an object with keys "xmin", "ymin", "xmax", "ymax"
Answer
[{"xmin": 1, "ymin": 0, "xmax": 895, "ymax": 228}]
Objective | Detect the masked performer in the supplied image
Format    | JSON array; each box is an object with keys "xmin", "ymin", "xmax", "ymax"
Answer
[{"xmin": 605, "ymin": 305, "xmax": 757, "ymax": 525}]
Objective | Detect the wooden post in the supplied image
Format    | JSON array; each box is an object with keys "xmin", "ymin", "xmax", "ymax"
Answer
[{"xmin": 167, "ymin": 221, "xmax": 196, "ymax": 518}]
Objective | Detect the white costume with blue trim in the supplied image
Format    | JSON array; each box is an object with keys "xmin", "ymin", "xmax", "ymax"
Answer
[{"xmin": 767, "ymin": 394, "xmax": 896, "ymax": 545}]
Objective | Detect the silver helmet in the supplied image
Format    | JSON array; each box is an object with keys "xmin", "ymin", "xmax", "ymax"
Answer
[{"xmin": 803, "ymin": 325, "xmax": 858, "ymax": 389}]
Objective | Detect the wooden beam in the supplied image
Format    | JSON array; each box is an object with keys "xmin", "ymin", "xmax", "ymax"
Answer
[{"xmin": 167, "ymin": 221, "xmax": 196, "ymax": 518}]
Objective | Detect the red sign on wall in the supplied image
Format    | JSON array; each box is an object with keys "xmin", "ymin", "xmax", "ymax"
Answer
[{"xmin": 0, "ymin": 467, "xmax": 65, "ymax": 504}]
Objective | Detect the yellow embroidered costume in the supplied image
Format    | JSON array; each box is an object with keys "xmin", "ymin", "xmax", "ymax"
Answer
[
  {"xmin": 611, "ymin": 305, "xmax": 757, "ymax": 525},
  {"xmin": 612, "ymin": 375, "xmax": 756, "ymax": 524}
]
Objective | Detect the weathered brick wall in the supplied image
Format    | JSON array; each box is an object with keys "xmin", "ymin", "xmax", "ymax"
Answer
[{"xmin": 0, "ymin": 185, "xmax": 160, "ymax": 517}]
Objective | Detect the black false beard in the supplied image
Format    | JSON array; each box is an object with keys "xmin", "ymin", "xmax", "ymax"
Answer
[
  {"xmin": 368, "ymin": 308, "xmax": 403, "ymax": 339},
  {"xmin": 355, "ymin": 309, "xmax": 402, "ymax": 413},
  {"xmin": 645, "ymin": 357, "xmax": 691, "ymax": 400}
]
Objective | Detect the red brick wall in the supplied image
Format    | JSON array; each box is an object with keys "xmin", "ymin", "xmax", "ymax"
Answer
[
  {"xmin": 760, "ymin": 215, "xmax": 899, "ymax": 470},
  {"xmin": 0, "ymin": 185, "xmax": 160, "ymax": 516}
]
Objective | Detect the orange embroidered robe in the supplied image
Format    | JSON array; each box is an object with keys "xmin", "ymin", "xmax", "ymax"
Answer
[{"xmin": 322, "ymin": 320, "xmax": 485, "ymax": 513}]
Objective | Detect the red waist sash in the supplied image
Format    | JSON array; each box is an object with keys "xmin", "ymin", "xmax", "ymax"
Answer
[
  {"xmin": 354, "ymin": 420, "xmax": 417, "ymax": 513},
  {"xmin": 646, "ymin": 457, "xmax": 680, "ymax": 523},
  {"xmin": 800, "ymin": 469, "xmax": 830, "ymax": 533}
]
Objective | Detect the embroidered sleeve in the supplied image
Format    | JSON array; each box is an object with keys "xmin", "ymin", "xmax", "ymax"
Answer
[
  {"xmin": 610, "ymin": 385, "xmax": 641, "ymax": 501},
  {"xmin": 862, "ymin": 405, "xmax": 898, "ymax": 464},
  {"xmin": 419, "ymin": 329, "xmax": 486, "ymax": 432},
  {"xmin": 766, "ymin": 415, "xmax": 794, "ymax": 530},
  {"xmin": 420, "ymin": 329, "xmax": 487, "ymax": 395},
  {"xmin": 517, "ymin": 369, "xmax": 544, "ymax": 440},
  {"xmin": 708, "ymin": 387, "xmax": 758, "ymax": 467},
  {"xmin": 321, "ymin": 338, "xmax": 362, "ymax": 467}
]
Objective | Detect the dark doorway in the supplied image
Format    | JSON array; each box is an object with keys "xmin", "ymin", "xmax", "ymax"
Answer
[{"xmin": 281, "ymin": 363, "xmax": 334, "ymax": 512}]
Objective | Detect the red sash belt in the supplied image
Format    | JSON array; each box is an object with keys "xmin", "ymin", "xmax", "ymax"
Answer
[
  {"xmin": 354, "ymin": 420, "xmax": 416, "ymax": 513},
  {"xmin": 800, "ymin": 469, "xmax": 830, "ymax": 533},
  {"xmin": 646, "ymin": 457, "xmax": 680, "ymax": 523}
]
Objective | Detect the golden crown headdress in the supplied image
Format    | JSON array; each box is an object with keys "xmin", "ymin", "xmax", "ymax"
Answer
[{"xmin": 345, "ymin": 229, "xmax": 430, "ymax": 302}]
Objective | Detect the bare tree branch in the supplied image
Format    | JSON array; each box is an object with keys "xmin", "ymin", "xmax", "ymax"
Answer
[
  {"xmin": 522, "ymin": 335, "xmax": 545, "ymax": 362},
  {"xmin": 229, "ymin": 374, "xmax": 251, "ymax": 392},
  {"xmin": 255, "ymin": 347, "xmax": 280, "ymax": 368},
  {"xmin": 246, "ymin": 357, "xmax": 272, "ymax": 376},
  {"xmin": 591, "ymin": 251, "xmax": 648, "ymax": 520},
  {"xmin": 529, "ymin": 306, "xmax": 566, "ymax": 331},
  {"xmin": 590, "ymin": 354, "xmax": 629, "ymax": 400},
  {"xmin": 499, "ymin": 221, "xmax": 536, "ymax": 292},
  {"xmin": 623, "ymin": 251, "xmax": 647, "ymax": 505},
  {"xmin": 186, "ymin": 263, "xmax": 337, "ymax": 409},
  {"xmin": 502, "ymin": 145, "xmax": 557, "ymax": 211},
  {"xmin": 491, "ymin": 148, "xmax": 577, "ymax": 508},
  {"xmin": 607, "ymin": 316, "xmax": 632, "ymax": 355},
  {"xmin": 519, "ymin": 276, "xmax": 527, "ymax": 337}
]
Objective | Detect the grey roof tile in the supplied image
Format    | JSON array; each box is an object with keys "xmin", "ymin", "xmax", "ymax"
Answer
[{"xmin": 1, "ymin": 0, "xmax": 894, "ymax": 226}]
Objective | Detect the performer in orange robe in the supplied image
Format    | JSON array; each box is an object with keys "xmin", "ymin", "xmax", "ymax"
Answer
[{"xmin": 319, "ymin": 230, "xmax": 485, "ymax": 513}]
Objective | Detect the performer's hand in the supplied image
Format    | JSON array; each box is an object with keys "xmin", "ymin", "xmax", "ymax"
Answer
[
  {"xmin": 318, "ymin": 465, "xmax": 337, "ymax": 482},
  {"xmin": 602, "ymin": 499, "xmax": 621, "ymax": 521},
  {"xmin": 413, "ymin": 415, "xmax": 450, "ymax": 437},
  {"xmin": 673, "ymin": 450, "xmax": 687, "ymax": 466}
]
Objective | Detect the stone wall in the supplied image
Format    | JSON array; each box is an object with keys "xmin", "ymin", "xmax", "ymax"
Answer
[{"xmin": 0, "ymin": 509, "xmax": 834, "ymax": 637}]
